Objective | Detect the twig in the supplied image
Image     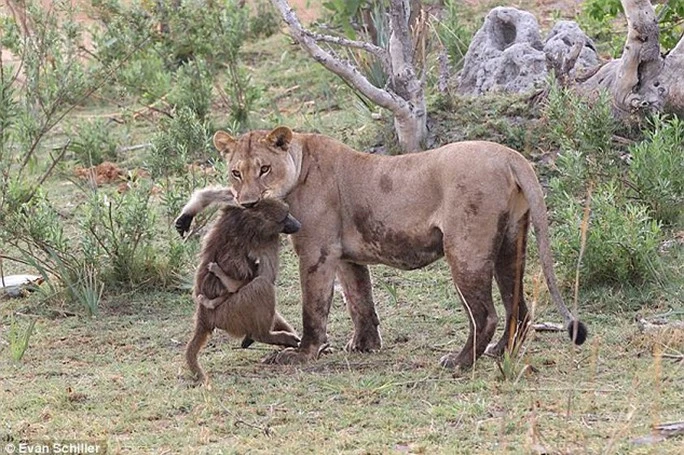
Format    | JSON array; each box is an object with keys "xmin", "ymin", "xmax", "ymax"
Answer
[{"xmin": 217, "ymin": 400, "xmax": 273, "ymax": 437}]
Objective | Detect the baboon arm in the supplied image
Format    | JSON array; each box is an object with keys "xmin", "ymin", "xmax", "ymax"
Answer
[
  {"xmin": 255, "ymin": 251, "xmax": 279, "ymax": 284},
  {"xmin": 209, "ymin": 262, "xmax": 245, "ymax": 293},
  {"xmin": 175, "ymin": 186, "xmax": 234, "ymax": 236}
]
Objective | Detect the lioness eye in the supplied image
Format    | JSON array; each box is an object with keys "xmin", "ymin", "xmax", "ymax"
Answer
[
  {"xmin": 231, "ymin": 169, "xmax": 241, "ymax": 179},
  {"xmin": 260, "ymin": 165, "xmax": 271, "ymax": 176}
]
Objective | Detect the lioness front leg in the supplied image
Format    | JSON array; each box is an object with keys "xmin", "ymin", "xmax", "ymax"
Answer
[
  {"xmin": 264, "ymin": 252, "xmax": 338, "ymax": 365},
  {"xmin": 337, "ymin": 261, "xmax": 382, "ymax": 352}
]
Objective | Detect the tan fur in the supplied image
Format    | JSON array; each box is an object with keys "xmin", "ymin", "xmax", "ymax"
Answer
[
  {"xmin": 180, "ymin": 128, "xmax": 587, "ymax": 370},
  {"xmin": 180, "ymin": 198, "xmax": 301, "ymax": 383}
]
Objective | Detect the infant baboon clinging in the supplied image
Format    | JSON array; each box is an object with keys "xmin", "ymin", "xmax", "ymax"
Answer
[{"xmin": 176, "ymin": 189, "xmax": 301, "ymax": 383}]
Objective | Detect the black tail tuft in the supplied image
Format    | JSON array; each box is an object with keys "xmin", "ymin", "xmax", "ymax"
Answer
[{"xmin": 567, "ymin": 320, "xmax": 588, "ymax": 345}]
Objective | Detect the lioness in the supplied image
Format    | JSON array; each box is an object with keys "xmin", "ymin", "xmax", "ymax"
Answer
[{"xmin": 178, "ymin": 127, "xmax": 587, "ymax": 370}]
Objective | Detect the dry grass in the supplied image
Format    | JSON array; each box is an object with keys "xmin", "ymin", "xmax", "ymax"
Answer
[{"xmin": 2, "ymin": 245, "xmax": 683, "ymax": 454}]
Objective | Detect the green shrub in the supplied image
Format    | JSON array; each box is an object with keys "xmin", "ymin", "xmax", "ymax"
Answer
[
  {"xmin": 550, "ymin": 181, "xmax": 662, "ymax": 287},
  {"xmin": 628, "ymin": 115, "xmax": 684, "ymax": 226},
  {"xmin": 580, "ymin": 0, "xmax": 684, "ymax": 55},
  {"xmin": 68, "ymin": 118, "xmax": 119, "ymax": 165},
  {"xmin": 437, "ymin": 0, "xmax": 474, "ymax": 71},
  {"xmin": 544, "ymin": 82, "xmax": 617, "ymax": 163},
  {"xmin": 249, "ymin": 0, "xmax": 281, "ymax": 39},
  {"xmin": 147, "ymin": 107, "xmax": 213, "ymax": 178},
  {"xmin": 168, "ymin": 59, "xmax": 214, "ymax": 121}
]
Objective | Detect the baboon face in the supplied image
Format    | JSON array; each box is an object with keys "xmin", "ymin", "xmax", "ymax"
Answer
[{"xmin": 245, "ymin": 199, "xmax": 301, "ymax": 237}]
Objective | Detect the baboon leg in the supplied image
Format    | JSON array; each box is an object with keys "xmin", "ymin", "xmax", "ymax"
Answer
[
  {"xmin": 175, "ymin": 187, "xmax": 234, "ymax": 236},
  {"xmin": 251, "ymin": 330, "xmax": 301, "ymax": 348},
  {"xmin": 185, "ymin": 319, "xmax": 212, "ymax": 383},
  {"xmin": 272, "ymin": 310, "xmax": 299, "ymax": 335},
  {"xmin": 490, "ymin": 215, "xmax": 530, "ymax": 357},
  {"xmin": 440, "ymin": 236, "xmax": 498, "ymax": 370},
  {"xmin": 207, "ymin": 262, "xmax": 244, "ymax": 293},
  {"xmin": 336, "ymin": 261, "xmax": 381, "ymax": 352}
]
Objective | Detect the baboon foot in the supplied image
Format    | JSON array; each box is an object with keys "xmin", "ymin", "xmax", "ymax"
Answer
[
  {"xmin": 485, "ymin": 340, "xmax": 506, "ymax": 358},
  {"xmin": 439, "ymin": 352, "xmax": 474, "ymax": 370},
  {"xmin": 241, "ymin": 336, "xmax": 255, "ymax": 348},
  {"xmin": 196, "ymin": 294, "xmax": 219, "ymax": 310},
  {"xmin": 345, "ymin": 326, "xmax": 382, "ymax": 352},
  {"xmin": 261, "ymin": 347, "xmax": 315, "ymax": 365}
]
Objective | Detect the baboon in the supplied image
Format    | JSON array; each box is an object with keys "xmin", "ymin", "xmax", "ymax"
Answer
[{"xmin": 176, "ymin": 189, "xmax": 301, "ymax": 383}]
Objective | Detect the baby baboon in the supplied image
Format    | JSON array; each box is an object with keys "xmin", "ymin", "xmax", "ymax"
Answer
[{"xmin": 176, "ymin": 190, "xmax": 301, "ymax": 383}]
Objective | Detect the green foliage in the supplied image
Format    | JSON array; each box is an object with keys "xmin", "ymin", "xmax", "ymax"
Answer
[
  {"xmin": 544, "ymin": 85, "xmax": 664, "ymax": 288},
  {"xmin": 249, "ymin": 0, "xmax": 281, "ymax": 39},
  {"xmin": 628, "ymin": 115, "xmax": 684, "ymax": 226},
  {"xmin": 147, "ymin": 107, "xmax": 213, "ymax": 178},
  {"xmin": 437, "ymin": 0, "xmax": 474, "ymax": 70},
  {"xmin": 322, "ymin": 0, "xmax": 367, "ymax": 38},
  {"xmin": 7, "ymin": 315, "xmax": 36, "ymax": 362},
  {"xmin": 580, "ymin": 0, "xmax": 684, "ymax": 55},
  {"xmin": 544, "ymin": 81, "xmax": 617, "ymax": 161},
  {"xmin": 168, "ymin": 59, "xmax": 214, "ymax": 121},
  {"xmin": 550, "ymin": 182, "xmax": 662, "ymax": 286},
  {"xmin": 68, "ymin": 118, "xmax": 119, "ymax": 165}
]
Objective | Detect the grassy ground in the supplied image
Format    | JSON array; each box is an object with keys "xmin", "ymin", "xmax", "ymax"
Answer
[
  {"xmin": 2, "ymin": 245, "xmax": 683, "ymax": 454},
  {"xmin": 2, "ymin": 3, "xmax": 684, "ymax": 454}
]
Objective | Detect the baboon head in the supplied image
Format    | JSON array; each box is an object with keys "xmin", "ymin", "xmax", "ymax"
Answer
[{"xmin": 240, "ymin": 198, "xmax": 301, "ymax": 238}]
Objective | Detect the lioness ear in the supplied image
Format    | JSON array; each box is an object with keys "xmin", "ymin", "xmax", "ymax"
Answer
[
  {"xmin": 213, "ymin": 131, "xmax": 237, "ymax": 157},
  {"xmin": 264, "ymin": 126, "xmax": 293, "ymax": 152}
]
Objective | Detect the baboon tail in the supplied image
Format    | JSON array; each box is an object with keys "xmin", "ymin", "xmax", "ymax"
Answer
[{"xmin": 186, "ymin": 327, "xmax": 211, "ymax": 382}]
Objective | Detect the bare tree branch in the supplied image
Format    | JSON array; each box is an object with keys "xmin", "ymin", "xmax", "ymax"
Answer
[
  {"xmin": 270, "ymin": 0, "xmax": 427, "ymax": 151},
  {"xmin": 270, "ymin": 0, "xmax": 408, "ymax": 114},
  {"xmin": 302, "ymin": 29, "xmax": 388, "ymax": 65}
]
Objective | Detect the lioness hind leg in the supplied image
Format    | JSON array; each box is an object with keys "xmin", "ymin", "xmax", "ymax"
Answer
[
  {"xmin": 337, "ymin": 262, "xmax": 382, "ymax": 352},
  {"xmin": 489, "ymin": 215, "xmax": 530, "ymax": 357},
  {"xmin": 440, "ymin": 241, "xmax": 498, "ymax": 370}
]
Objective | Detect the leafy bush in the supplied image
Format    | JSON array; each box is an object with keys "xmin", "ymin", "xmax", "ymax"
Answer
[
  {"xmin": 168, "ymin": 59, "xmax": 214, "ymax": 121},
  {"xmin": 550, "ymin": 181, "xmax": 662, "ymax": 286},
  {"xmin": 437, "ymin": 0, "xmax": 474, "ymax": 71},
  {"xmin": 544, "ymin": 85, "xmax": 663, "ymax": 288},
  {"xmin": 68, "ymin": 118, "xmax": 119, "ymax": 165},
  {"xmin": 580, "ymin": 0, "xmax": 684, "ymax": 55},
  {"xmin": 544, "ymin": 81, "xmax": 617, "ymax": 165},
  {"xmin": 249, "ymin": 0, "xmax": 281, "ymax": 39},
  {"xmin": 147, "ymin": 107, "xmax": 214, "ymax": 178},
  {"xmin": 628, "ymin": 115, "xmax": 684, "ymax": 226}
]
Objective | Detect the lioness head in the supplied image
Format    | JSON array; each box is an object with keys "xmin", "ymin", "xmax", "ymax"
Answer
[{"xmin": 213, "ymin": 127, "xmax": 300, "ymax": 207}]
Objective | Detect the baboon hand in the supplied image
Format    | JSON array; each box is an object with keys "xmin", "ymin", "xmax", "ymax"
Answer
[
  {"xmin": 207, "ymin": 262, "xmax": 220, "ymax": 275},
  {"xmin": 175, "ymin": 213, "xmax": 194, "ymax": 237}
]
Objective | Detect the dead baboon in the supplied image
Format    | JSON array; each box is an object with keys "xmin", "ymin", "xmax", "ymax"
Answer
[{"xmin": 176, "ymin": 190, "xmax": 301, "ymax": 383}]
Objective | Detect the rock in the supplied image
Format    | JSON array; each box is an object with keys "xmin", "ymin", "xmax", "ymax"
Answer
[
  {"xmin": 1, "ymin": 274, "xmax": 43, "ymax": 299},
  {"xmin": 458, "ymin": 7, "xmax": 546, "ymax": 95},
  {"xmin": 458, "ymin": 8, "xmax": 599, "ymax": 95},
  {"xmin": 544, "ymin": 21, "xmax": 600, "ymax": 77}
]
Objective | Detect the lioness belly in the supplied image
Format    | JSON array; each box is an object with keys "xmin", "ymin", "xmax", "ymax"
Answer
[{"xmin": 343, "ymin": 222, "xmax": 444, "ymax": 270}]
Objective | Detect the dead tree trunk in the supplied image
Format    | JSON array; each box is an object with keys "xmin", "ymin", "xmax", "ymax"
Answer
[
  {"xmin": 270, "ymin": 0, "xmax": 427, "ymax": 152},
  {"xmin": 577, "ymin": 0, "xmax": 668, "ymax": 116}
]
